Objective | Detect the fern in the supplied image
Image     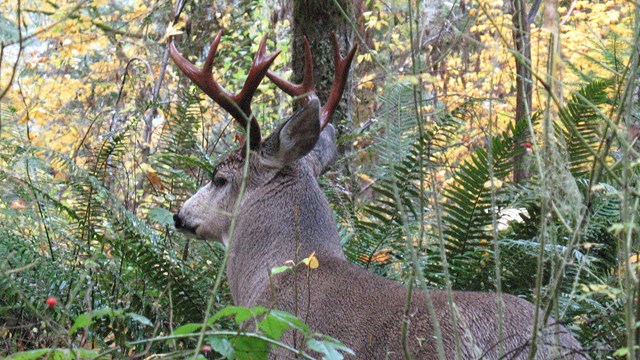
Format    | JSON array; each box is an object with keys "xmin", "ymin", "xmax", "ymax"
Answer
[
  {"xmin": 344, "ymin": 83, "xmax": 460, "ymax": 280},
  {"xmin": 556, "ymin": 80, "xmax": 611, "ymax": 177},
  {"xmin": 0, "ymin": 114, "xmax": 211, "ymax": 336},
  {"xmin": 152, "ymin": 90, "xmax": 213, "ymax": 206},
  {"xmin": 437, "ymin": 119, "xmax": 530, "ymax": 290}
]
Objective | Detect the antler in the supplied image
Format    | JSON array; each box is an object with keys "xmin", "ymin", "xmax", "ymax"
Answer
[
  {"xmin": 267, "ymin": 34, "xmax": 357, "ymax": 129},
  {"xmin": 168, "ymin": 30, "xmax": 280, "ymax": 148}
]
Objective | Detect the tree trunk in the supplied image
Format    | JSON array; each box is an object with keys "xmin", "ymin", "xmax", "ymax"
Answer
[
  {"xmin": 292, "ymin": 0, "xmax": 355, "ymax": 141},
  {"xmin": 511, "ymin": 0, "xmax": 535, "ymax": 183}
]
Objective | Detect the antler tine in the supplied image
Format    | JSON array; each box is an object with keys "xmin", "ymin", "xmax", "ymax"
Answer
[
  {"xmin": 234, "ymin": 36, "xmax": 281, "ymax": 115},
  {"xmin": 168, "ymin": 30, "xmax": 280, "ymax": 148},
  {"xmin": 267, "ymin": 34, "xmax": 357, "ymax": 130},
  {"xmin": 266, "ymin": 37, "xmax": 316, "ymax": 103},
  {"xmin": 320, "ymin": 33, "xmax": 358, "ymax": 129}
]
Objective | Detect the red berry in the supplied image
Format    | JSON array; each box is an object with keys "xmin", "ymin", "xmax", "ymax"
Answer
[
  {"xmin": 523, "ymin": 142, "xmax": 532, "ymax": 149},
  {"xmin": 46, "ymin": 297, "xmax": 57, "ymax": 308},
  {"xmin": 201, "ymin": 344, "xmax": 212, "ymax": 353}
]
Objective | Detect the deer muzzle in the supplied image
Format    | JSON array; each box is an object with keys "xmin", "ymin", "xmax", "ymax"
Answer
[{"xmin": 173, "ymin": 213, "xmax": 198, "ymax": 235}]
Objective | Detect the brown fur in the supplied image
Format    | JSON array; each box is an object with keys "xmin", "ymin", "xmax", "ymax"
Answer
[{"xmin": 174, "ymin": 100, "xmax": 588, "ymax": 359}]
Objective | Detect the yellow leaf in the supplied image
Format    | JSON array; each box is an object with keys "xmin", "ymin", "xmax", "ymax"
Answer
[
  {"xmin": 160, "ymin": 14, "xmax": 189, "ymax": 44},
  {"xmin": 483, "ymin": 178, "xmax": 503, "ymax": 189},
  {"xmin": 357, "ymin": 173, "xmax": 374, "ymax": 184},
  {"xmin": 358, "ymin": 72, "xmax": 376, "ymax": 89},
  {"xmin": 302, "ymin": 252, "xmax": 319, "ymax": 269},
  {"xmin": 54, "ymin": 171, "xmax": 68, "ymax": 182},
  {"xmin": 139, "ymin": 163, "xmax": 154, "ymax": 173}
]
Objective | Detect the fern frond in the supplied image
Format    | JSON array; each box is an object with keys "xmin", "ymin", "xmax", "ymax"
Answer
[
  {"xmin": 556, "ymin": 80, "xmax": 612, "ymax": 177},
  {"xmin": 345, "ymin": 83, "xmax": 460, "ymax": 280},
  {"xmin": 438, "ymin": 119, "xmax": 530, "ymax": 290}
]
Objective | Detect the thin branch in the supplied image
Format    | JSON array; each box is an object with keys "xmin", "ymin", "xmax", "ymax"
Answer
[
  {"xmin": 114, "ymin": 57, "xmax": 154, "ymax": 117},
  {"xmin": 527, "ymin": 0, "xmax": 542, "ymax": 24},
  {"xmin": 0, "ymin": 0, "xmax": 23, "ymax": 103}
]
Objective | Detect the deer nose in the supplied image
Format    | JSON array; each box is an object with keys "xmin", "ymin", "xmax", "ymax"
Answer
[{"xmin": 173, "ymin": 213, "xmax": 184, "ymax": 229}]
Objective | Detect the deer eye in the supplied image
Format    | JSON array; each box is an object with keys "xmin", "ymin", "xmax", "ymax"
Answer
[{"xmin": 212, "ymin": 176, "xmax": 227, "ymax": 187}]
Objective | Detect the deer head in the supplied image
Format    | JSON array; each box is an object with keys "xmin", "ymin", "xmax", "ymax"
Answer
[{"xmin": 171, "ymin": 32, "xmax": 356, "ymax": 246}]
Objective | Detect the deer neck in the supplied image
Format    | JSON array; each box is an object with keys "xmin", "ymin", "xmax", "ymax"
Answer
[{"xmin": 226, "ymin": 166, "xmax": 345, "ymax": 306}]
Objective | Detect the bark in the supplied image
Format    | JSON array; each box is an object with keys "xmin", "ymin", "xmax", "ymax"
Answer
[
  {"xmin": 511, "ymin": 0, "xmax": 535, "ymax": 183},
  {"xmin": 422, "ymin": 0, "xmax": 446, "ymax": 101},
  {"xmin": 291, "ymin": 0, "xmax": 355, "ymax": 141}
]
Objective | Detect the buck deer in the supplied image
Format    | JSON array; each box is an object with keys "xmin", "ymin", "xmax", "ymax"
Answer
[{"xmin": 170, "ymin": 31, "xmax": 588, "ymax": 359}]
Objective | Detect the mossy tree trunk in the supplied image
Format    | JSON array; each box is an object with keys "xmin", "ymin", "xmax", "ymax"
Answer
[
  {"xmin": 510, "ymin": 0, "xmax": 540, "ymax": 184},
  {"xmin": 291, "ymin": 0, "xmax": 355, "ymax": 142}
]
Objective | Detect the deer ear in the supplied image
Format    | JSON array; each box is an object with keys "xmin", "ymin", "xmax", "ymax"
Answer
[
  {"xmin": 262, "ymin": 98, "xmax": 321, "ymax": 168},
  {"xmin": 307, "ymin": 124, "xmax": 338, "ymax": 177}
]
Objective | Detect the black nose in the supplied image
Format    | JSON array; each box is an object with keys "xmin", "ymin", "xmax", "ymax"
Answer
[{"xmin": 173, "ymin": 213, "xmax": 183, "ymax": 229}]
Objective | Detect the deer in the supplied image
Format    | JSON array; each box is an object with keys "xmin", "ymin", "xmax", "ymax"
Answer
[{"xmin": 169, "ymin": 30, "xmax": 588, "ymax": 359}]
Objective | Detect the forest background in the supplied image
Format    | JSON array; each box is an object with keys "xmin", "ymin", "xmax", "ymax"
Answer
[{"xmin": 1, "ymin": 0, "xmax": 639, "ymax": 359}]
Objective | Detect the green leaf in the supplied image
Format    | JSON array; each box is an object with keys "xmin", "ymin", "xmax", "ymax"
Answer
[
  {"xmin": 270, "ymin": 265, "xmax": 292, "ymax": 275},
  {"xmin": 266, "ymin": 310, "xmax": 309, "ymax": 334},
  {"xmin": 242, "ymin": 306, "xmax": 267, "ymax": 323},
  {"xmin": 148, "ymin": 207, "xmax": 175, "ymax": 226},
  {"xmin": 233, "ymin": 336, "xmax": 270, "ymax": 360},
  {"xmin": 70, "ymin": 307, "xmax": 118, "ymax": 335},
  {"xmin": 70, "ymin": 313, "xmax": 92, "ymax": 335},
  {"xmin": 306, "ymin": 335, "xmax": 354, "ymax": 360},
  {"xmin": 612, "ymin": 347, "xmax": 628, "ymax": 356},
  {"xmin": 209, "ymin": 336, "xmax": 235, "ymax": 359},
  {"xmin": 127, "ymin": 312, "xmax": 152, "ymax": 326},
  {"xmin": 258, "ymin": 313, "xmax": 290, "ymax": 340},
  {"xmin": 173, "ymin": 323, "xmax": 202, "ymax": 335},
  {"xmin": 208, "ymin": 306, "xmax": 267, "ymax": 325}
]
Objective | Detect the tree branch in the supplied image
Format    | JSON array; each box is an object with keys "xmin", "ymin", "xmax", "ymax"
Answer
[
  {"xmin": 527, "ymin": 0, "xmax": 542, "ymax": 24},
  {"xmin": 0, "ymin": 0, "xmax": 23, "ymax": 103}
]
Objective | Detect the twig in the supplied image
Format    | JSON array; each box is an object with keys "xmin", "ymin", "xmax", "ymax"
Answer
[{"xmin": 0, "ymin": 0, "xmax": 23, "ymax": 105}]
